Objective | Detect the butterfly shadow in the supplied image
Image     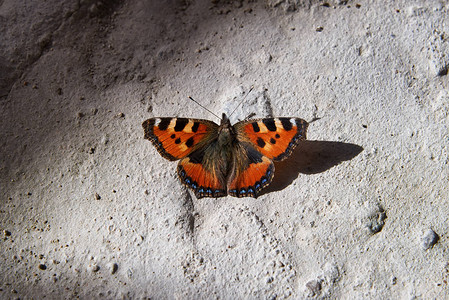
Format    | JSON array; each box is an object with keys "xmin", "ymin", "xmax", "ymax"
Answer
[{"xmin": 260, "ymin": 141, "xmax": 364, "ymax": 196}]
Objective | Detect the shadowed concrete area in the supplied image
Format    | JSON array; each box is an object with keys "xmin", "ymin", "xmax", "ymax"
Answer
[
  {"xmin": 1, "ymin": 0, "xmax": 448, "ymax": 298},
  {"xmin": 263, "ymin": 141, "xmax": 363, "ymax": 195}
]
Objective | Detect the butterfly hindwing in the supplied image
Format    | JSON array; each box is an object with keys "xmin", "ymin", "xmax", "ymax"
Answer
[
  {"xmin": 228, "ymin": 142, "xmax": 274, "ymax": 198},
  {"xmin": 235, "ymin": 117, "xmax": 308, "ymax": 161},
  {"xmin": 178, "ymin": 154, "xmax": 227, "ymax": 198},
  {"xmin": 142, "ymin": 117, "xmax": 218, "ymax": 161}
]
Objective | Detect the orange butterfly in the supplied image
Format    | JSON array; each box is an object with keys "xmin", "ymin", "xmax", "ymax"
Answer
[{"xmin": 142, "ymin": 113, "xmax": 308, "ymax": 198}]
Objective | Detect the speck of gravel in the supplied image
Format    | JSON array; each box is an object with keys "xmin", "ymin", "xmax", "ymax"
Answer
[
  {"xmin": 422, "ymin": 229, "xmax": 439, "ymax": 250},
  {"xmin": 306, "ymin": 279, "xmax": 322, "ymax": 296},
  {"xmin": 87, "ymin": 264, "xmax": 100, "ymax": 272},
  {"xmin": 108, "ymin": 262, "xmax": 118, "ymax": 274},
  {"xmin": 366, "ymin": 205, "xmax": 387, "ymax": 234}
]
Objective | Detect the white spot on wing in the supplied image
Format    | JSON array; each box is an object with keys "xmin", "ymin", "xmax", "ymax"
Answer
[
  {"xmin": 259, "ymin": 122, "xmax": 269, "ymax": 133},
  {"xmin": 274, "ymin": 119, "xmax": 282, "ymax": 130},
  {"xmin": 185, "ymin": 120, "xmax": 194, "ymax": 132}
]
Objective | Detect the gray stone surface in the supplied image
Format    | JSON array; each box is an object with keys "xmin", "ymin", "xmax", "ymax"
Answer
[{"xmin": 1, "ymin": 0, "xmax": 448, "ymax": 298}]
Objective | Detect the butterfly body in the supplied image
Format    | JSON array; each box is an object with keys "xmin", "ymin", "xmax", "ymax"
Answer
[{"xmin": 142, "ymin": 113, "xmax": 308, "ymax": 198}]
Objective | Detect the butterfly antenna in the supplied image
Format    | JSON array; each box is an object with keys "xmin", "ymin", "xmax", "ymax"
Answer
[
  {"xmin": 229, "ymin": 86, "xmax": 254, "ymax": 118},
  {"xmin": 188, "ymin": 96, "xmax": 221, "ymax": 120}
]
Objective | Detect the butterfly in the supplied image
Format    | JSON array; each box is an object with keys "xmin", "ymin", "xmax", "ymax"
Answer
[{"xmin": 142, "ymin": 113, "xmax": 308, "ymax": 198}]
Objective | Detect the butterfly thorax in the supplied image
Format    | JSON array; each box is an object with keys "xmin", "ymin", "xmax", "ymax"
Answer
[{"xmin": 217, "ymin": 113, "xmax": 236, "ymax": 147}]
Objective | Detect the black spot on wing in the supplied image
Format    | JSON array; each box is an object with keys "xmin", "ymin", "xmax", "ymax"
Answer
[
  {"xmin": 175, "ymin": 138, "xmax": 181, "ymax": 144},
  {"xmin": 191, "ymin": 122, "xmax": 200, "ymax": 133},
  {"xmin": 280, "ymin": 118, "xmax": 293, "ymax": 131},
  {"xmin": 263, "ymin": 119, "xmax": 277, "ymax": 131},
  {"xmin": 188, "ymin": 147, "xmax": 206, "ymax": 164},
  {"xmin": 251, "ymin": 122, "xmax": 260, "ymax": 132},
  {"xmin": 185, "ymin": 137, "xmax": 195, "ymax": 148},
  {"xmin": 256, "ymin": 137, "xmax": 266, "ymax": 148},
  {"xmin": 270, "ymin": 138, "xmax": 276, "ymax": 144},
  {"xmin": 174, "ymin": 119, "xmax": 189, "ymax": 131},
  {"xmin": 158, "ymin": 118, "xmax": 171, "ymax": 130}
]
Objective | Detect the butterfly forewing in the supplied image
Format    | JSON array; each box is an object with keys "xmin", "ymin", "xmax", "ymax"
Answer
[
  {"xmin": 142, "ymin": 117, "xmax": 218, "ymax": 161},
  {"xmin": 235, "ymin": 117, "xmax": 308, "ymax": 161}
]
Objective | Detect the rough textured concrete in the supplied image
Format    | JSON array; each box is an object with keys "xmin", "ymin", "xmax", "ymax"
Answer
[{"xmin": 1, "ymin": 0, "xmax": 448, "ymax": 298}]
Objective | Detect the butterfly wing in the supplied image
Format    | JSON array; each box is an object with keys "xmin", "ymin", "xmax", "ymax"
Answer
[
  {"xmin": 227, "ymin": 142, "xmax": 274, "ymax": 198},
  {"xmin": 234, "ymin": 117, "xmax": 308, "ymax": 161},
  {"xmin": 177, "ymin": 146, "xmax": 228, "ymax": 198},
  {"xmin": 227, "ymin": 117, "xmax": 308, "ymax": 198},
  {"xmin": 142, "ymin": 117, "xmax": 218, "ymax": 160},
  {"xmin": 142, "ymin": 117, "xmax": 227, "ymax": 197}
]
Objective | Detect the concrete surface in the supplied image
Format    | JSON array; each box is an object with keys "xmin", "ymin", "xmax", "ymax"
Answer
[{"xmin": 1, "ymin": 0, "xmax": 448, "ymax": 298}]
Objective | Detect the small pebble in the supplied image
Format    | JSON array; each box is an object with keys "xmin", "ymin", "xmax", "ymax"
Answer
[
  {"xmin": 95, "ymin": 193, "xmax": 101, "ymax": 200},
  {"xmin": 38, "ymin": 264, "xmax": 47, "ymax": 270},
  {"xmin": 422, "ymin": 229, "xmax": 439, "ymax": 250},
  {"xmin": 87, "ymin": 264, "xmax": 100, "ymax": 272},
  {"xmin": 366, "ymin": 206, "xmax": 387, "ymax": 234},
  {"xmin": 436, "ymin": 66, "xmax": 448, "ymax": 77},
  {"xmin": 108, "ymin": 262, "xmax": 118, "ymax": 274},
  {"xmin": 101, "ymin": 135, "xmax": 109, "ymax": 145},
  {"xmin": 3, "ymin": 230, "xmax": 11, "ymax": 236},
  {"xmin": 306, "ymin": 279, "xmax": 322, "ymax": 296}
]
